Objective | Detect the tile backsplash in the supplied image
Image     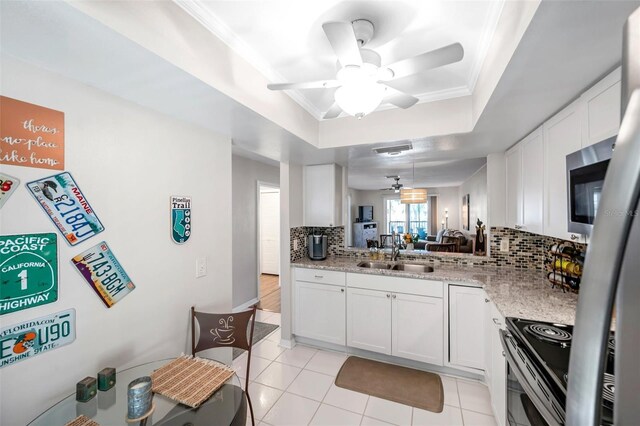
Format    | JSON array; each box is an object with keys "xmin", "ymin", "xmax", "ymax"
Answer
[{"xmin": 290, "ymin": 225, "xmax": 587, "ymax": 270}]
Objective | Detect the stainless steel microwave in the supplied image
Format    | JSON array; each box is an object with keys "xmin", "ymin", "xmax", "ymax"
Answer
[{"xmin": 566, "ymin": 136, "xmax": 616, "ymax": 235}]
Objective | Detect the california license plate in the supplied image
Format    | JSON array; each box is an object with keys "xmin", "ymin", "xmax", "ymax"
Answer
[
  {"xmin": 0, "ymin": 309, "xmax": 76, "ymax": 369},
  {"xmin": 26, "ymin": 172, "xmax": 104, "ymax": 246}
]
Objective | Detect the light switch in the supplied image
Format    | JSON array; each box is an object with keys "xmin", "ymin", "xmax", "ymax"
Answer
[
  {"xmin": 293, "ymin": 239, "xmax": 299, "ymax": 250},
  {"xmin": 196, "ymin": 257, "xmax": 207, "ymax": 278},
  {"xmin": 500, "ymin": 240, "xmax": 509, "ymax": 252}
]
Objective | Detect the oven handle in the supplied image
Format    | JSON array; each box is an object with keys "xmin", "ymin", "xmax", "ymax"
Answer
[{"xmin": 499, "ymin": 330, "xmax": 562, "ymax": 426}]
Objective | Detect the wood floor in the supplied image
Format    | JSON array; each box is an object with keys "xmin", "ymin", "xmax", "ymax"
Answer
[{"xmin": 257, "ymin": 274, "xmax": 281, "ymax": 313}]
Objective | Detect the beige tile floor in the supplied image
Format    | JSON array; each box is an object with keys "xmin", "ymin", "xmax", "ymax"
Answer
[{"xmin": 238, "ymin": 311, "xmax": 497, "ymax": 426}]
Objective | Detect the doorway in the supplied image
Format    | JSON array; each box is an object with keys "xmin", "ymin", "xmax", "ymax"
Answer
[{"xmin": 257, "ymin": 184, "xmax": 280, "ymax": 312}]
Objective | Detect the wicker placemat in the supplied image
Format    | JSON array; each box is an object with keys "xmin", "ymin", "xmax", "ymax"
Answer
[
  {"xmin": 65, "ymin": 415, "xmax": 100, "ymax": 426},
  {"xmin": 151, "ymin": 355, "xmax": 235, "ymax": 408}
]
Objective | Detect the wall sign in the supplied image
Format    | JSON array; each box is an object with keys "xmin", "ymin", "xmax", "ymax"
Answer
[
  {"xmin": 72, "ymin": 241, "xmax": 135, "ymax": 308},
  {"xmin": 170, "ymin": 196, "xmax": 191, "ymax": 244},
  {"xmin": 0, "ymin": 173, "xmax": 20, "ymax": 209},
  {"xmin": 0, "ymin": 309, "xmax": 75, "ymax": 368},
  {"xmin": 0, "ymin": 96, "xmax": 65, "ymax": 170},
  {"xmin": 0, "ymin": 233, "xmax": 58, "ymax": 315},
  {"xmin": 26, "ymin": 172, "xmax": 105, "ymax": 246}
]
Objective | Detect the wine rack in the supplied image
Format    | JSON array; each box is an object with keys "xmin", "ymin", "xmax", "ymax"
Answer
[{"xmin": 545, "ymin": 242, "xmax": 585, "ymax": 293}]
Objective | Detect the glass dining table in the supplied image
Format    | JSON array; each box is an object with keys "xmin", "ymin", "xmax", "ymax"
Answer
[{"xmin": 28, "ymin": 359, "xmax": 247, "ymax": 426}]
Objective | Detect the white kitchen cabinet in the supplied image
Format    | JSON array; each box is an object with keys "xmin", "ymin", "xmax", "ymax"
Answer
[
  {"xmin": 543, "ymin": 100, "xmax": 583, "ymax": 241},
  {"xmin": 449, "ymin": 285, "xmax": 485, "ymax": 370},
  {"xmin": 489, "ymin": 303, "xmax": 507, "ymax": 426},
  {"xmin": 346, "ymin": 287, "xmax": 392, "ymax": 354},
  {"xmin": 294, "ymin": 270, "xmax": 346, "ymax": 345},
  {"xmin": 580, "ymin": 68, "xmax": 621, "ymax": 148},
  {"xmin": 304, "ymin": 164, "xmax": 343, "ymax": 227},
  {"xmin": 392, "ymin": 292, "xmax": 443, "ymax": 364},
  {"xmin": 505, "ymin": 144, "xmax": 522, "ymax": 229},
  {"xmin": 521, "ymin": 128, "xmax": 544, "ymax": 234}
]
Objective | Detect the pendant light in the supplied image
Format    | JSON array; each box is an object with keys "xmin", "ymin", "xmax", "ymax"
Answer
[{"xmin": 400, "ymin": 161, "xmax": 427, "ymax": 204}]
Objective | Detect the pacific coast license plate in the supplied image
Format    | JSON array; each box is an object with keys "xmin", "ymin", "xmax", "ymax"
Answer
[{"xmin": 26, "ymin": 172, "xmax": 104, "ymax": 246}]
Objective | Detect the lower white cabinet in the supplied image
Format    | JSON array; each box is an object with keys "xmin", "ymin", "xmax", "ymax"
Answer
[
  {"xmin": 449, "ymin": 285, "xmax": 485, "ymax": 370},
  {"xmin": 347, "ymin": 286, "xmax": 444, "ymax": 365},
  {"xmin": 488, "ymin": 302, "xmax": 507, "ymax": 426},
  {"xmin": 294, "ymin": 280, "xmax": 346, "ymax": 345}
]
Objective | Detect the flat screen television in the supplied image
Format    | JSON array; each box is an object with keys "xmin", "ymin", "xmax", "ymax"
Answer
[{"xmin": 358, "ymin": 205, "xmax": 373, "ymax": 222}]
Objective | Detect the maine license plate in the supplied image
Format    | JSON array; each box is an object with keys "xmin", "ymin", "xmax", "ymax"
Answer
[
  {"xmin": 26, "ymin": 172, "xmax": 104, "ymax": 246},
  {"xmin": 0, "ymin": 309, "xmax": 76, "ymax": 369},
  {"xmin": 72, "ymin": 241, "xmax": 135, "ymax": 308}
]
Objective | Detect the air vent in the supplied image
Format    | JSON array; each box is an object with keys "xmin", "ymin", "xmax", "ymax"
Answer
[{"xmin": 372, "ymin": 143, "xmax": 412, "ymax": 155}]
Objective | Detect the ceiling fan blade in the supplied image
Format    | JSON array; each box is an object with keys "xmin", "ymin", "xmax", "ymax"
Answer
[
  {"xmin": 267, "ymin": 80, "xmax": 340, "ymax": 90},
  {"xmin": 382, "ymin": 86, "xmax": 419, "ymax": 109},
  {"xmin": 322, "ymin": 22, "xmax": 363, "ymax": 66},
  {"xmin": 385, "ymin": 42, "xmax": 464, "ymax": 80},
  {"xmin": 323, "ymin": 103, "xmax": 343, "ymax": 119}
]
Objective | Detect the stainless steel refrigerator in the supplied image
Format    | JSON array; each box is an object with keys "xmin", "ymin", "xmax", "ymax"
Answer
[{"xmin": 567, "ymin": 6, "xmax": 640, "ymax": 425}]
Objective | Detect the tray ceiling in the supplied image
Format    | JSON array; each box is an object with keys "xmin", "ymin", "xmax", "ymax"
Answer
[{"xmin": 177, "ymin": 0, "xmax": 504, "ymax": 119}]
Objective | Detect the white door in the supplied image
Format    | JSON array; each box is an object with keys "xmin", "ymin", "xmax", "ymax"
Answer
[
  {"xmin": 347, "ymin": 287, "xmax": 392, "ymax": 354},
  {"xmin": 449, "ymin": 285, "xmax": 485, "ymax": 370},
  {"xmin": 392, "ymin": 293, "xmax": 443, "ymax": 365},
  {"xmin": 505, "ymin": 145, "xmax": 523, "ymax": 229},
  {"xmin": 260, "ymin": 189, "xmax": 280, "ymax": 275},
  {"xmin": 294, "ymin": 281, "xmax": 345, "ymax": 345},
  {"xmin": 521, "ymin": 129, "xmax": 544, "ymax": 234}
]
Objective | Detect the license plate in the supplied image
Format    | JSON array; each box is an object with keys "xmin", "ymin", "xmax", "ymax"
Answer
[
  {"xmin": 26, "ymin": 172, "xmax": 104, "ymax": 246},
  {"xmin": 72, "ymin": 241, "xmax": 135, "ymax": 308},
  {"xmin": 0, "ymin": 309, "xmax": 76, "ymax": 368}
]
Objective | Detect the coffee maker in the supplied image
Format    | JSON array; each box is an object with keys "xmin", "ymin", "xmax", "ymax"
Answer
[{"xmin": 307, "ymin": 232, "xmax": 328, "ymax": 260}]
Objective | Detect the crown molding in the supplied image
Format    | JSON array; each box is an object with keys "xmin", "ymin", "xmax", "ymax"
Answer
[{"xmin": 467, "ymin": 0, "xmax": 505, "ymax": 92}]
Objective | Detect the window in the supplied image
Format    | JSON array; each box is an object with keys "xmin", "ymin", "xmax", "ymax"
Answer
[{"xmin": 385, "ymin": 197, "xmax": 429, "ymax": 235}]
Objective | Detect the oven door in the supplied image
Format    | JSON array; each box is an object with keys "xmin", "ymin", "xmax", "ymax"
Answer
[{"xmin": 500, "ymin": 330, "xmax": 564, "ymax": 426}]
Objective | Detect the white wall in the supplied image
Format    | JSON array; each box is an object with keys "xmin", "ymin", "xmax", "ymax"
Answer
[
  {"xmin": 429, "ymin": 187, "xmax": 461, "ymax": 231},
  {"xmin": 459, "ymin": 165, "xmax": 488, "ymax": 233},
  {"xmin": 0, "ymin": 56, "xmax": 233, "ymax": 426},
  {"xmin": 231, "ymin": 155, "xmax": 279, "ymax": 308}
]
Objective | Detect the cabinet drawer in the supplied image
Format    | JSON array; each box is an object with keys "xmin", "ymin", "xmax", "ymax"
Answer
[
  {"xmin": 295, "ymin": 268, "xmax": 345, "ymax": 286},
  {"xmin": 346, "ymin": 273, "xmax": 442, "ymax": 298}
]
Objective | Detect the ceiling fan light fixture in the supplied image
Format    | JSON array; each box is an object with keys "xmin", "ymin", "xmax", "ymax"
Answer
[{"xmin": 400, "ymin": 188, "xmax": 427, "ymax": 204}]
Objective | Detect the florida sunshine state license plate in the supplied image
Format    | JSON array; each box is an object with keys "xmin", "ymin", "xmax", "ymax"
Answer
[{"xmin": 26, "ymin": 172, "xmax": 104, "ymax": 246}]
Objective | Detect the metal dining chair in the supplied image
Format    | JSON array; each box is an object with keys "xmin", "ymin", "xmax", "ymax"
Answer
[{"xmin": 191, "ymin": 305, "xmax": 257, "ymax": 426}]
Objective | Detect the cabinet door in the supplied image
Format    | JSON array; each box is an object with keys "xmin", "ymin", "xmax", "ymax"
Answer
[
  {"xmin": 294, "ymin": 281, "xmax": 345, "ymax": 345},
  {"xmin": 521, "ymin": 128, "xmax": 544, "ymax": 234},
  {"xmin": 304, "ymin": 164, "xmax": 342, "ymax": 227},
  {"xmin": 449, "ymin": 285, "xmax": 485, "ymax": 370},
  {"xmin": 490, "ymin": 306, "xmax": 507, "ymax": 426},
  {"xmin": 392, "ymin": 293, "xmax": 443, "ymax": 365},
  {"xmin": 505, "ymin": 145, "xmax": 522, "ymax": 229},
  {"xmin": 543, "ymin": 101, "xmax": 583, "ymax": 241},
  {"xmin": 581, "ymin": 68, "xmax": 621, "ymax": 147},
  {"xmin": 347, "ymin": 287, "xmax": 391, "ymax": 354}
]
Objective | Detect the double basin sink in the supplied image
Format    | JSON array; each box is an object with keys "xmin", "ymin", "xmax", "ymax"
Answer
[{"xmin": 357, "ymin": 261, "xmax": 434, "ymax": 273}]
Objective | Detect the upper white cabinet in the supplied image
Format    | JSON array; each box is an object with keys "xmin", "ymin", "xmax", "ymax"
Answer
[
  {"xmin": 505, "ymin": 127, "xmax": 544, "ymax": 234},
  {"xmin": 543, "ymin": 101, "xmax": 583, "ymax": 241},
  {"xmin": 580, "ymin": 68, "xmax": 621, "ymax": 148},
  {"xmin": 304, "ymin": 164, "xmax": 343, "ymax": 227},
  {"xmin": 449, "ymin": 285, "xmax": 485, "ymax": 370}
]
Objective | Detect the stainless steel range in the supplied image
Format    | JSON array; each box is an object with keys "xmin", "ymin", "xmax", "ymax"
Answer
[{"xmin": 500, "ymin": 318, "xmax": 615, "ymax": 426}]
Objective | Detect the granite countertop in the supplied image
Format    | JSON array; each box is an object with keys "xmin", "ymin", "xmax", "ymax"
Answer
[{"xmin": 292, "ymin": 256, "xmax": 579, "ymax": 325}]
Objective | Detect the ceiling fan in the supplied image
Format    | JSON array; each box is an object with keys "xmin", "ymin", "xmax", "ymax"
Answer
[
  {"xmin": 380, "ymin": 176, "xmax": 404, "ymax": 192},
  {"xmin": 267, "ymin": 19, "xmax": 464, "ymax": 120}
]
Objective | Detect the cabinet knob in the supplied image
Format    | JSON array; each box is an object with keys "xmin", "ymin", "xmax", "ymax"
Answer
[
  {"xmin": 386, "ymin": 294, "xmax": 391, "ymax": 298},
  {"xmin": 493, "ymin": 318, "xmax": 501, "ymax": 326},
  {"xmin": 340, "ymin": 289, "xmax": 344, "ymax": 293},
  {"xmin": 314, "ymin": 275, "xmax": 323, "ymax": 279},
  {"xmin": 392, "ymin": 294, "xmax": 397, "ymax": 299},
  {"xmin": 485, "ymin": 298, "xmax": 490, "ymax": 303},
  {"xmin": 570, "ymin": 234, "xmax": 579, "ymax": 240},
  {"xmin": 515, "ymin": 225, "xmax": 522, "ymax": 230},
  {"xmin": 502, "ymin": 351, "xmax": 505, "ymax": 357}
]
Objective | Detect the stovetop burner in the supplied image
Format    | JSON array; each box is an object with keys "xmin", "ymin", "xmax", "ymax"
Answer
[
  {"xmin": 603, "ymin": 373, "xmax": 615, "ymax": 403},
  {"xmin": 524, "ymin": 323, "xmax": 573, "ymax": 345},
  {"xmin": 608, "ymin": 336, "xmax": 615, "ymax": 355}
]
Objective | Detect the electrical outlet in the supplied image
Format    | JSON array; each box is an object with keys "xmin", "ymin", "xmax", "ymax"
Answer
[
  {"xmin": 293, "ymin": 239, "xmax": 299, "ymax": 250},
  {"xmin": 196, "ymin": 257, "xmax": 207, "ymax": 278},
  {"xmin": 500, "ymin": 239, "xmax": 509, "ymax": 252}
]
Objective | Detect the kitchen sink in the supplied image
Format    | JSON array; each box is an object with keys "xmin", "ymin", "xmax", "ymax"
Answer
[
  {"xmin": 391, "ymin": 264, "xmax": 434, "ymax": 273},
  {"xmin": 357, "ymin": 261, "xmax": 392, "ymax": 269}
]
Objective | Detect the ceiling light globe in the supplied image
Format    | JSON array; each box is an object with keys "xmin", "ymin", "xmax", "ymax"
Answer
[{"xmin": 335, "ymin": 82, "xmax": 386, "ymax": 119}]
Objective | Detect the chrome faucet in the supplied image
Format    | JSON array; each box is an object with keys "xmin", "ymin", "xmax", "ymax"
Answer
[{"xmin": 391, "ymin": 230, "xmax": 400, "ymax": 261}]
